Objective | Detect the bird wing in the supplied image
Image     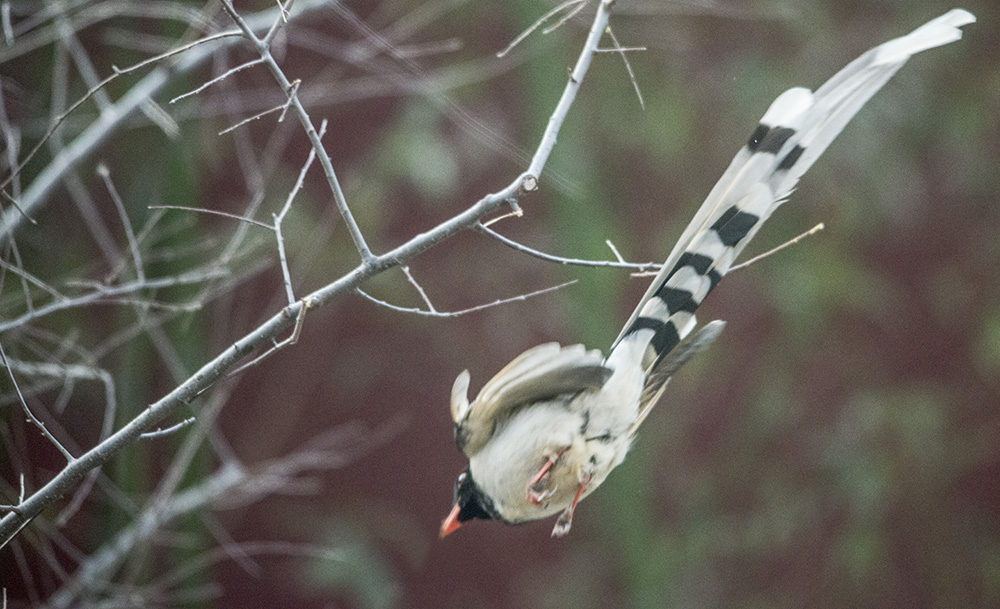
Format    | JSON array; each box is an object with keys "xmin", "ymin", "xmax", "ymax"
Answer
[{"xmin": 451, "ymin": 343, "xmax": 612, "ymax": 456}]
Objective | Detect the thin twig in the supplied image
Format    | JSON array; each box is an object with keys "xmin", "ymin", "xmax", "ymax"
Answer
[
  {"xmin": 170, "ymin": 57, "xmax": 266, "ymax": 104},
  {"xmin": 0, "ymin": 342, "xmax": 74, "ymax": 461},
  {"xmin": 358, "ymin": 280, "xmax": 578, "ymax": 318},
  {"xmin": 0, "ymin": 257, "xmax": 65, "ymax": 300},
  {"xmin": 274, "ymin": 119, "xmax": 326, "ymax": 304},
  {"xmin": 400, "ymin": 266, "xmax": 436, "ymax": 312},
  {"xmin": 478, "ymin": 223, "xmax": 660, "ymax": 272},
  {"xmin": 0, "ymin": 1, "xmax": 318, "ymax": 240},
  {"xmin": 262, "ymin": 0, "xmax": 294, "ymax": 47},
  {"xmin": 0, "ymin": 473, "xmax": 24, "ymax": 512},
  {"xmin": 220, "ymin": 0, "xmax": 374, "ymax": 262},
  {"xmin": 542, "ymin": 0, "xmax": 588, "ymax": 34},
  {"xmin": 219, "ymin": 299, "xmax": 310, "ymax": 381},
  {"xmin": 148, "ymin": 206, "xmax": 272, "ymax": 229},
  {"xmin": 272, "ymin": 210, "xmax": 294, "ymax": 304},
  {"xmin": 97, "ymin": 164, "xmax": 145, "ymax": 282},
  {"xmin": 277, "ymin": 79, "xmax": 299, "ymax": 122},
  {"xmin": 111, "ymin": 31, "xmax": 243, "ymax": 76},
  {"xmin": 595, "ymin": 46, "xmax": 647, "ymax": 53},
  {"xmin": 605, "ymin": 25, "xmax": 644, "ymax": 109},
  {"xmin": 0, "ymin": 268, "xmax": 226, "ymax": 334},
  {"xmin": 0, "ymin": 191, "xmax": 36, "ymax": 226},
  {"xmin": 217, "ymin": 103, "xmax": 285, "ymax": 135},
  {"xmin": 140, "ymin": 418, "xmax": 196, "ymax": 439},
  {"xmin": 497, "ymin": 0, "xmax": 587, "ymax": 58},
  {"xmin": 730, "ymin": 223, "xmax": 825, "ymax": 272},
  {"xmin": 605, "ymin": 239, "xmax": 626, "ymax": 263},
  {"xmin": 480, "ymin": 208, "xmax": 524, "ymax": 228}
]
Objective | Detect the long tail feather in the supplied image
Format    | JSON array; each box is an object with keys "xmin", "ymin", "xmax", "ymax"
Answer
[{"xmin": 611, "ymin": 9, "xmax": 974, "ymax": 370}]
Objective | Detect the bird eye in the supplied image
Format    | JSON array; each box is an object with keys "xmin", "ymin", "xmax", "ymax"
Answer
[{"xmin": 457, "ymin": 472, "xmax": 467, "ymax": 484}]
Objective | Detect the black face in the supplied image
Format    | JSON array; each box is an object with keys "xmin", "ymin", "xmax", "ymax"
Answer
[{"xmin": 452, "ymin": 467, "xmax": 502, "ymax": 523}]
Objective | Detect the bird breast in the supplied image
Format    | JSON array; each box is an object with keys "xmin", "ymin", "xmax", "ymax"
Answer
[{"xmin": 468, "ymin": 396, "xmax": 633, "ymax": 524}]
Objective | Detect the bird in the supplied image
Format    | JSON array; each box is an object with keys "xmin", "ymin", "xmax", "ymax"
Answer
[{"xmin": 440, "ymin": 9, "xmax": 975, "ymax": 538}]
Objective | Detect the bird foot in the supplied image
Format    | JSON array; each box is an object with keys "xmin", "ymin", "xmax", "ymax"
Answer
[
  {"xmin": 526, "ymin": 486, "xmax": 556, "ymax": 506},
  {"xmin": 525, "ymin": 446, "xmax": 569, "ymax": 504},
  {"xmin": 550, "ymin": 472, "xmax": 592, "ymax": 537}
]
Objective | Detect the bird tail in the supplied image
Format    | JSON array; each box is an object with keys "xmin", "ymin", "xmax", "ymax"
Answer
[{"xmin": 609, "ymin": 9, "xmax": 974, "ymax": 371}]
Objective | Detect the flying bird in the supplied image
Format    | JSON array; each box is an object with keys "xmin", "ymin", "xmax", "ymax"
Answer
[{"xmin": 441, "ymin": 9, "xmax": 975, "ymax": 538}]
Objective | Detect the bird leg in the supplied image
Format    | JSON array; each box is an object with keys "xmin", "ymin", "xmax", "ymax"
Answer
[
  {"xmin": 551, "ymin": 472, "xmax": 592, "ymax": 537},
  {"xmin": 526, "ymin": 446, "xmax": 569, "ymax": 505}
]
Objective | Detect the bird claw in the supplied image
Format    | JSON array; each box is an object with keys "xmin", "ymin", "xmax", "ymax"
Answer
[
  {"xmin": 550, "ymin": 472, "xmax": 592, "ymax": 538},
  {"xmin": 551, "ymin": 508, "xmax": 573, "ymax": 537},
  {"xmin": 527, "ymin": 486, "xmax": 556, "ymax": 506},
  {"xmin": 525, "ymin": 447, "xmax": 569, "ymax": 504}
]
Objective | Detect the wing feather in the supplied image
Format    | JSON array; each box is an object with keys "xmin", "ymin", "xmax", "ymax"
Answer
[{"xmin": 452, "ymin": 343, "xmax": 612, "ymax": 456}]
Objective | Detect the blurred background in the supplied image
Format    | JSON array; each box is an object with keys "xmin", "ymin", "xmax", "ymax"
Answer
[{"xmin": 2, "ymin": 0, "xmax": 999, "ymax": 607}]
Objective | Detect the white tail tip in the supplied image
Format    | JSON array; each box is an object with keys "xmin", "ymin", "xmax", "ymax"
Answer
[{"xmin": 875, "ymin": 9, "xmax": 976, "ymax": 66}]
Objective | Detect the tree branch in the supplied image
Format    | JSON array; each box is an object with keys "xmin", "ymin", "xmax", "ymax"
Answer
[
  {"xmin": 0, "ymin": 0, "xmax": 618, "ymax": 548},
  {"xmin": 0, "ymin": 0, "xmax": 332, "ymax": 243},
  {"xmin": 219, "ymin": 0, "xmax": 374, "ymax": 263}
]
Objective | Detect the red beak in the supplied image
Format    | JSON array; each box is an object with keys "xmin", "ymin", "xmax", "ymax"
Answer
[{"xmin": 439, "ymin": 502, "xmax": 463, "ymax": 538}]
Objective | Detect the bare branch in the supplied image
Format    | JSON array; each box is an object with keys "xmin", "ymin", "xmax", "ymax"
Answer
[
  {"xmin": 112, "ymin": 31, "xmax": 243, "ymax": 76},
  {"xmin": 148, "ymin": 205, "xmax": 273, "ymax": 229},
  {"xmin": 401, "ymin": 266, "xmax": 437, "ymax": 313},
  {"xmin": 0, "ymin": 256, "xmax": 66, "ymax": 300},
  {"xmin": 0, "ymin": 268, "xmax": 227, "ymax": 334},
  {"xmin": 0, "ymin": 190, "xmax": 36, "ymax": 226},
  {"xmin": 357, "ymin": 279, "xmax": 578, "ymax": 318},
  {"xmin": 217, "ymin": 102, "xmax": 286, "ymax": 135},
  {"xmin": 169, "ymin": 58, "xmax": 266, "ymax": 104},
  {"xmin": 276, "ymin": 79, "xmax": 299, "ymax": 122},
  {"xmin": 220, "ymin": 299, "xmax": 310, "ymax": 381},
  {"xmin": 0, "ymin": 0, "xmax": 330, "ymax": 242},
  {"xmin": 219, "ymin": 0, "xmax": 374, "ymax": 262},
  {"xmin": 478, "ymin": 223, "xmax": 660, "ymax": 272},
  {"xmin": 605, "ymin": 239, "xmax": 626, "ymax": 263},
  {"xmin": 527, "ymin": 0, "xmax": 612, "ymax": 178},
  {"xmin": 0, "ymin": 342, "xmax": 74, "ymax": 461},
  {"xmin": 273, "ymin": 119, "xmax": 326, "ymax": 304},
  {"xmin": 605, "ymin": 25, "xmax": 645, "ymax": 109},
  {"xmin": 0, "ymin": 0, "xmax": 620, "ymax": 549},
  {"xmin": 730, "ymin": 223, "xmax": 825, "ymax": 272},
  {"xmin": 140, "ymin": 418, "xmax": 197, "ymax": 440},
  {"xmin": 44, "ymin": 419, "xmax": 399, "ymax": 609},
  {"xmin": 542, "ymin": 0, "xmax": 588, "ymax": 34},
  {"xmin": 497, "ymin": 0, "xmax": 587, "ymax": 58},
  {"xmin": 594, "ymin": 46, "xmax": 647, "ymax": 53},
  {"xmin": 96, "ymin": 164, "xmax": 145, "ymax": 282}
]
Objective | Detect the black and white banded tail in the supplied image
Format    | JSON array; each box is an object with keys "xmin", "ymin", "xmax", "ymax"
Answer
[{"xmin": 611, "ymin": 9, "xmax": 975, "ymax": 371}]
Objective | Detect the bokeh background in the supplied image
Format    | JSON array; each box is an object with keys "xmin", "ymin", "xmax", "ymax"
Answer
[{"xmin": 2, "ymin": 0, "xmax": 999, "ymax": 607}]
